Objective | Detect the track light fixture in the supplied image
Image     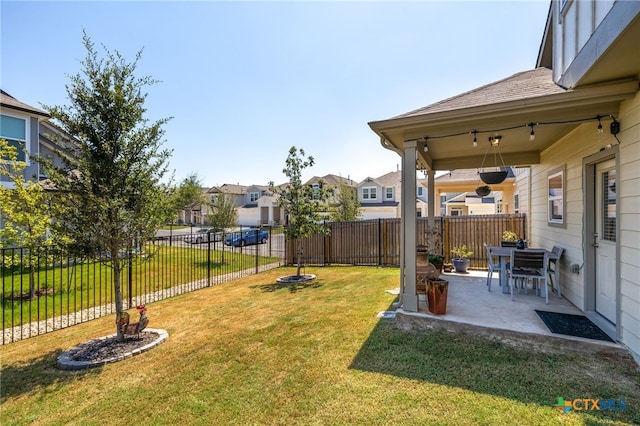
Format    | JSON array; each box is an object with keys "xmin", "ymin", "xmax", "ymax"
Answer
[
  {"xmin": 472, "ymin": 131, "xmax": 478, "ymax": 148},
  {"xmin": 423, "ymin": 137, "xmax": 428, "ymax": 152}
]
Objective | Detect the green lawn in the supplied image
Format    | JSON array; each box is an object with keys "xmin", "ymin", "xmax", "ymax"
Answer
[{"xmin": 1, "ymin": 266, "xmax": 638, "ymax": 425}]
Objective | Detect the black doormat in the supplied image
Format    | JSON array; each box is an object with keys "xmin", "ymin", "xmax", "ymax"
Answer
[{"xmin": 535, "ymin": 310, "xmax": 614, "ymax": 342}]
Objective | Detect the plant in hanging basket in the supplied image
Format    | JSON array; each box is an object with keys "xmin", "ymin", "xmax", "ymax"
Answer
[
  {"xmin": 475, "ymin": 185, "xmax": 491, "ymax": 197},
  {"xmin": 479, "ymin": 171, "xmax": 508, "ymax": 184}
]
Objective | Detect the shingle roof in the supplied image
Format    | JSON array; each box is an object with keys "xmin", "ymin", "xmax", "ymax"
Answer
[
  {"xmin": 305, "ymin": 174, "xmax": 356, "ymax": 187},
  {"xmin": 1, "ymin": 90, "xmax": 49, "ymax": 117},
  {"xmin": 372, "ymin": 170, "xmax": 401, "ymax": 187},
  {"xmin": 394, "ymin": 68, "xmax": 564, "ymax": 119}
]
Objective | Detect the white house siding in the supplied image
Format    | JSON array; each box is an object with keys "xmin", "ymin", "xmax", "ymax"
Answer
[
  {"xmin": 529, "ymin": 91, "xmax": 640, "ymax": 362},
  {"xmin": 618, "ymin": 91, "xmax": 640, "ymax": 361}
]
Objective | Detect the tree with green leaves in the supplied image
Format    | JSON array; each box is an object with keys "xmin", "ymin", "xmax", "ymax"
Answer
[
  {"xmin": 42, "ymin": 32, "xmax": 174, "ymax": 341},
  {"xmin": 0, "ymin": 140, "xmax": 66, "ymax": 299},
  {"xmin": 330, "ymin": 180, "xmax": 362, "ymax": 222},
  {"xmin": 270, "ymin": 146, "xmax": 329, "ymax": 277},
  {"xmin": 205, "ymin": 192, "xmax": 238, "ymax": 230},
  {"xmin": 173, "ymin": 173, "xmax": 206, "ymax": 224}
]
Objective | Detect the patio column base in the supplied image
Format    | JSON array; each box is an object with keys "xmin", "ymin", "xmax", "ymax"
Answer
[{"xmin": 401, "ymin": 293, "xmax": 419, "ymax": 312}]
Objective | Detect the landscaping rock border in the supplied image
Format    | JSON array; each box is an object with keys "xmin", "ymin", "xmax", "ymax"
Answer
[{"xmin": 56, "ymin": 328, "xmax": 168, "ymax": 370}]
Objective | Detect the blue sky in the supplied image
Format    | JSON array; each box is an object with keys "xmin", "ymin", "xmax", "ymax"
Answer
[{"xmin": 1, "ymin": 1, "xmax": 550, "ymax": 187}]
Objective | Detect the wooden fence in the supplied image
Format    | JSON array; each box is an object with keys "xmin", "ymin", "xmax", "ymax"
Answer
[{"xmin": 286, "ymin": 214, "xmax": 527, "ymax": 270}]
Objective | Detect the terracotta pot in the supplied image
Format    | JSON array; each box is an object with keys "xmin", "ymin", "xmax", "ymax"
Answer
[{"xmin": 427, "ymin": 279, "xmax": 448, "ymax": 314}]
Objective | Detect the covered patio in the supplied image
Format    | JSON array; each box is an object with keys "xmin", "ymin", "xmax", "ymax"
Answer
[
  {"xmin": 368, "ymin": 68, "xmax": 638, "ymax": 315},
  {"xmin": 397, "ymin": 270, "xmax": 625, "ymax": 352}
]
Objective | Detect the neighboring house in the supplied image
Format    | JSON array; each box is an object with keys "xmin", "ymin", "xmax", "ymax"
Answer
[
  {"xmin": 237, "ymin": 184, "xmax": 273, "ymax": 226},
  {"xmin": 358, "ymin": 170, "xmax": 430, "ymax": 219},
  {"xmin": 442, "ymin": 192, "xmax": 495, "ymax": 216},
  {"xmin": 368, "ymin": 1, "xmax": 640, "ymax": 363},
  {"xmin": 433, "ymin": 167, "xmax": 518, "ymax": 215},
  {"xmin": 358, "ymin": 171, "xmax": 401, "ymax": 219},
  {"xmin": 1, "ymin": 90, "xmax": 50, "ymax": 186}
]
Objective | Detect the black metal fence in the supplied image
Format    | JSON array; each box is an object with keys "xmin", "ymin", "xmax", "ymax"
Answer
[
  {"xmin": 2, "ymin": 215, "xmax": 526, "ymax": 344},
  {"xmin": 1, "ymin": 227, "xmax": 285, "ymax": 344}
]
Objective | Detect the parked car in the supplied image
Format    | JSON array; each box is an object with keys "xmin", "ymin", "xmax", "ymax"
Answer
[
  {"xmin": 184, "ymin": 228, "xmax": 224, "ymax": 244},
  {"xmin": 224, "ymin": 229, "xmax": 269, "ymax": 247}
]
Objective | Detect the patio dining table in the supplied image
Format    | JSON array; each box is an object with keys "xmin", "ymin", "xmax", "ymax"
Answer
[{"xmin": 488, "ymin": 246, "xmax": 560, "ymax": 295}]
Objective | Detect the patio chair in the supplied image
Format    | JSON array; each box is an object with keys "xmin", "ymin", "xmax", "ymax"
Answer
[
  {"xmin": 548, "ymin": 245, "xmax": 564, "ymax": 298},
  {"xmin": 483, "ymin": 242, "xmax": 501, "ymax": 292},
  {"xmin": 508, "ymin": 249, "xmax": 550, "ymax": 304}
]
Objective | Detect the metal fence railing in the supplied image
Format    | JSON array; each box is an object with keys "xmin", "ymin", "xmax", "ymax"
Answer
[
  {"xmin": 1, "ymin": 226, "xmax": 285, "ymax": 344},
  {"xmin": 2, "ymin": 215, "xmax": 526, "ymax": 343}
]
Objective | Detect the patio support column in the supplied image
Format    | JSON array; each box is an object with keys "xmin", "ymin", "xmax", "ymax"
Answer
[
  {"xmin": 401, "ymin": 139, "xmax": 419, "ymax": 312},
  {"xmin": 426, "ymin": 169, "xmax": 435, "ymax": 249}
]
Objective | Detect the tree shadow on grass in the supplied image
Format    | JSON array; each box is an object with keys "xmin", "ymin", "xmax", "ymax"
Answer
[
  {"xmin": 252, "ymin": 278, "xmax": 323, "ymax": 294},
  {"xmin": 1, "ymin": 348, "xmax": 102, "ymax": 400},
  {"xmin": 349, "ymin": 306, "xmax": 640, "ymax": 425}
]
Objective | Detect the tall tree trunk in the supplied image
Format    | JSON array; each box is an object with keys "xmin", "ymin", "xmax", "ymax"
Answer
[
  {"xmin": 113, "ymin": 255, "xmax": 124, "ymax": 341},
  {"xmin": 295, "ymin": 240, "xmax": 302, "ymax": 277}
]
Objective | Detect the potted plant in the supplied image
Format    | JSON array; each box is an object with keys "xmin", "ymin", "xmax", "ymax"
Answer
[
  {"xmin": 502, "ymin": 230, "xmax": 518, "ymax": 242},
  {"xmin": 475, "ymin": 185, "xmax": 491, "ymax": 197},
  {"xmin": 479, "ymin": 170, "xmax": 508, "ymax": 184},
  {"xmin": 428, "ymin": 253, "xmax": 444, "ymax": 272},
  {"xmin": 451, "ymin": 245, "xmax": 473, "ymax": 273}
]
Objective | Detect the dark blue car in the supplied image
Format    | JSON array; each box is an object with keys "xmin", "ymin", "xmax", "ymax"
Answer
[{"xmin": 224, "ymin": 229, "xmax": 269, "ymax": 247}]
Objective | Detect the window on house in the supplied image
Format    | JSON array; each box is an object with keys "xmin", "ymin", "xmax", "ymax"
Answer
[
  {"xmin": 496, "ymin": 200, "xmax": 503, "ymax": 214},
  {"xmin": 548, "ymin": 166, "xmax": 565, "ymax": 226},
  {"xmin": 385, "ymin": 187, "xmax": 393, "ymax": 199},
  {"xmin": 1, "ymin": 114, "xmax": 27, "ymax": 162},
  {"xmin": 362, "ymin": 187, "xmax": 377, "ymax": 200},
  {"xmin": 417, "ymin": 187, "xmax": 423, "ymax": 197},
  {"xmin": 451, "ymin": 209, "xmax": 461, "ymax": 216},
  {"xmin": 416, "ymin": 211, "xmax": 422, "ymax": 217},
  {"xmin": 250, "ymin": 191, "xmax": 260, "ymax": 202},
  {"xmin": 312, "ymin": 183, "xmax": 320, "ymax": 199},
  {"xmin": 514, "ymin": 193, "xmax": 519, "ymax": 213}
]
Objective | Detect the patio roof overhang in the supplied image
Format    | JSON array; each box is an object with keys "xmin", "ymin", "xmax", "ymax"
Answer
[{"xmin": 368, "ymin": 78, "xmax": 638, "ymax": 171}]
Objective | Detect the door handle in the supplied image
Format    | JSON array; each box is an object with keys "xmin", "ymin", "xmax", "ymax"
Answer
[{"xmin": 593, "ymin": 233, "xmax": 599, "ymax": 248}]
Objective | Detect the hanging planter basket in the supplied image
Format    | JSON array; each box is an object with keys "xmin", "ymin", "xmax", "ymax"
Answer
[
  {"xmin": 479, "ymin": 171, "xmax": 508, "ymax": 185},
  {"xmin": 475, "ymin": 185, "xmax": 491, "ymax": 197}
]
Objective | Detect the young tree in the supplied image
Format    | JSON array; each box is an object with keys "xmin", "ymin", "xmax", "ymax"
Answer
[
  {"xmin": 330, "ymin": 180, "xmax": 362, "ymax": 222},
  {"xmin": 270, "ymin": 146, "xmax": 329, "ymax": 277},
  {"xmin": 42, "ymin": 32, "xmax": 174, "ymax": 341},
  {"xmin": 205, "ymin": 192, "xmax": 238, "ymax": 230},
  {"xmin": 172, "ymin": 172, "xmax": 205, "ymax": 224},
  {"xmin": 0, "ymin": 140, "xmax": 64, "ymax": 299}
]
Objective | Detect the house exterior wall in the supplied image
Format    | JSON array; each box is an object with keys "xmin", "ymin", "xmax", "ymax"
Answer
[
  {"xmin": 617, "ymin": 91, "xmax": 640, "ymax": 360},
  {"xmin": 553, "ymin": 0, "xmax": 615, "ymax": 83},
  {"xmin": 529, "ymin": 91, "xmax": 640, "ymax": 361},
  {"xmin": 361, "ymin": 205, "xmax": 399, "ymax": 220}
]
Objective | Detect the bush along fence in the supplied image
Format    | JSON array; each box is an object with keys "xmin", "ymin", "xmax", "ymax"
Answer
[
  {"xmin": 285, "ymin": 214, "xmax": 527, "ymax": 270},
  {"xmin": 1, "ymin": 227, "xmax": 285, "ymax": 344}
]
